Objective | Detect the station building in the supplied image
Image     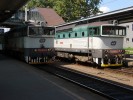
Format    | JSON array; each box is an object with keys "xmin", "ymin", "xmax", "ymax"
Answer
[{"xmin": 13, "ymin": 7, "xmax": 65, "ymax": 26}]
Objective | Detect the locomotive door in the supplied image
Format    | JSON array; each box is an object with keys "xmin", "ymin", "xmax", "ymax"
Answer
[{"xmin": 88, "ymin": 28, "xmax": 94, "ymax": 49}]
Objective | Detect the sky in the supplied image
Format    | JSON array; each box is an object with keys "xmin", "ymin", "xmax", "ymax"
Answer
[{"xmin": 99, "ymin": 0, "xmax": 133, "ymax": 13}]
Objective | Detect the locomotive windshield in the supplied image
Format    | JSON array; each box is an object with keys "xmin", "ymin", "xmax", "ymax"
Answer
[
  {"xmin": 28, "ymin": 26, "xmax": 55, "ymax": 36},
  {"xmin": 102, "ymin": 26, "xmax": 126, "ymax": 36}
]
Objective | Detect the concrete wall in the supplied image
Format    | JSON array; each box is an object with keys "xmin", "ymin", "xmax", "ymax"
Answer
[{"xmin": 120, "ymin": 22, "xmax": 133, "ymax": 48}]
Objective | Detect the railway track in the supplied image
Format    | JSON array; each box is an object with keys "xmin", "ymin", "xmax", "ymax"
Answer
[{"xmin": 37, "ymin": 64, "xmax": 133, "ymax": 100}]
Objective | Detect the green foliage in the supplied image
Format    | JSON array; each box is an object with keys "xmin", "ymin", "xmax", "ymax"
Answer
[
  {"xmin": 26, "ymin": 0, "xmax": 102, "ymax": 22},
  {"xmin": 124, "ymin": 47, "xmax": 133, "ymax": 54},
  {"xmin": 124, "ymin": 47, "xmax": 133, "ymax": 50}
]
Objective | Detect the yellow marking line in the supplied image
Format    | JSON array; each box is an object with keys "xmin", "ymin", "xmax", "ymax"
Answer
[{"xmin": 101, "ymin": 64, "xmax": 122, "ymax": 67}]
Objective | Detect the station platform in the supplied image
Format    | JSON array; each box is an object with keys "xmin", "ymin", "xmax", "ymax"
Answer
[{"xmin": 0, "ymin": 54, "xmax": 107, "ymax": 100}]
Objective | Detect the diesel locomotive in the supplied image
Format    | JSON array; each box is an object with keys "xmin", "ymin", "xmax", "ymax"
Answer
[
  {"xmin": 54, "ymin": 22, "xmax": 126, "ymax": 67},
  {"xmin": 5, "ymin": 24, "xmax": 56, "ymax": 64}
]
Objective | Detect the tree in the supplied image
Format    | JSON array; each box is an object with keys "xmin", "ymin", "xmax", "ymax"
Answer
[
  {"xmin": 26, "ymin": 0, "xmax": 102, "ymax": 22},
  {"xmin": 26, "ymin": 0, "xmax": 54, "ymax": 8}
]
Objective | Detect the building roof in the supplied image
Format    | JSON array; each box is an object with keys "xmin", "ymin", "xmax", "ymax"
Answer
[
  {"xmin": 56, "ymin": 6, "xmax": 133, "ymax": 27},
  {"xmin": 37, "ymin": 8, "xmax": 65, "ymax": 26}
]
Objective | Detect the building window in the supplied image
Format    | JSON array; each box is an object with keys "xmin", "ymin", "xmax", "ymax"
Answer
[
  {"xmin": 126, "ymin": 38, "xmax": 129, "ymax": 42},
  {"xmin": 132, "ymin": 38, "xmax": 133, "ymax": 42}
]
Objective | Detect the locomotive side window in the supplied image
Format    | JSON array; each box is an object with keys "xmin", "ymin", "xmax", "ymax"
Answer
[
  {"xmin": 75, "ymin": 33, "xmax": 77, "ymax": 37},
  {"xmin": 68, "ymin": 33, "xmax": 71, "ymax": 38},
  {"xmin": 89, "ymin": 28, "xmax": 94, "ymax": 36},
  {"xmin": 63, "ymin": 34, "xmax": 65, "ymax": 38},
  {"xmin": 82, "ymin": 32, "xmax": 85, "ymax": 37},
  {"xmin": 88, "ymin": 27, "xmax": 100, "ymax": 36},
  {"xmin": 93, "ymin": 27, "xmax": 100, "ymax": 35},
  {"xmin": 58, "ymin": 34, "xmax": 60, "ymax": 38}
]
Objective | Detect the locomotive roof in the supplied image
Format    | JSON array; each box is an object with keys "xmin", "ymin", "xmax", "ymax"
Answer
[
  {"xmin": 56, "ymin": 21, "xmax": 109, "ymax": 31},
  {"xmin": 75, "ymin": 21, "xmax": 109, "ymax": 27}
]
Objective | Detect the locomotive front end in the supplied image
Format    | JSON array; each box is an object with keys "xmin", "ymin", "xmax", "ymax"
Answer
[
  {"xmin": 100, "ymin": 25, "xmax": 126, "ymax": 67},
  {"xmin": 25, "ymin": 26, "xmax": 56, "ymax": 64},
  {"xmin": 5, "ymin": 25, "xmax": 56, "ymax": 64}
]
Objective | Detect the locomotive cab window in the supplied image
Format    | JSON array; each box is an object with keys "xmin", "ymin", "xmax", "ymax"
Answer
[
  {"xmin": 43, "ymin": 27, "xmax": 55, "ymax": 35},
  {"xmin": 102, "ymin": 26, "xmax": 126, "ymax": 36},
  {"xmin": 28, "ymin": 26, "xmax": 55, "ymax": 36}
]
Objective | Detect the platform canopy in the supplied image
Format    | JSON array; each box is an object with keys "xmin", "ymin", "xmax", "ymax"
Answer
[{"xmin": 0, "ymin": 0, "xmax": 30, "ymax": 23}]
